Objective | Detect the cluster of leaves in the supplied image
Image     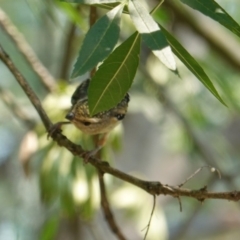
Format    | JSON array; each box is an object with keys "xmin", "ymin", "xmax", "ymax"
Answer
[{"xmin": 62, "ymin": 0, "xmax": 240, "ymax": 115}]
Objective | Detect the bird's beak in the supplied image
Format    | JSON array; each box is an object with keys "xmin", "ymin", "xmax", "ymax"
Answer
[{"xmin": 65, "ymin": 112, "xmax": 75, "ymax": 121}]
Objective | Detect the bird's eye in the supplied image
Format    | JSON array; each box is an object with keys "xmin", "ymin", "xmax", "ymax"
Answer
[
  {"xmin": 82, "ymin": 121, "xmax": 91, "ymax": 126},
  {"xmin": 116, "ymin": 114, "xmax": 125, "ymax": 120}
]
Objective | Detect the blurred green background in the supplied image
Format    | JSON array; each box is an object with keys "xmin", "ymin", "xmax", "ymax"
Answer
[{"xmin": 0, "ymin": 0, "xmax": 240, "ymax": 239}]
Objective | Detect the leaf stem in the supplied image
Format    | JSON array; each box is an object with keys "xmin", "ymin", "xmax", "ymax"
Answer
[{"xmin": 151, "ymin": 0, "xmax": 165, "ymax": 15}]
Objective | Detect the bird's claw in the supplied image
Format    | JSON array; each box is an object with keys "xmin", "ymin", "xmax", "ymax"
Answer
[
  {"xmin": 81, "ymin": 148, "xmax": 100, "ymax": 163},
  {"xmin": 47, "ymin": 122, "xmax": 63, "ymax": 139}
]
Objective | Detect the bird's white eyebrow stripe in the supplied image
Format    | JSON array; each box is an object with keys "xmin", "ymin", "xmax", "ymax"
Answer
[{"xmin": 85, "ymin": 118, "xmax": 101, "ymax": 123}]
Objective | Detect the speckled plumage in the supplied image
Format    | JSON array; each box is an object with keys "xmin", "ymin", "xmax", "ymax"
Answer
[{"xmin": 65, "ymin": 79, "xmax": 130, "ymax": 135}]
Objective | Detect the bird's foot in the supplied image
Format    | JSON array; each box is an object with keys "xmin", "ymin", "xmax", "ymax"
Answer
[
  {"xmin": 47, "ymin": 121, "xmax": 70, "ymax": 139},
  {"xmin": 81, "ymin": 147, "xmax": 101, "ymax": 163}
]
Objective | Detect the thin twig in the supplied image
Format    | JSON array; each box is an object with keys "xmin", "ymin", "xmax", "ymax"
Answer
[
  {"xmin": 143, "ymin": 195, "xmax": 156, "ymax": 240},
  {"xmin": 178, "ymin": 165, "xmax": 221, "ymax": 188},
  {"xmin": 98, "ymin": 170, "xmax": 127, "ymax": 240},
  {"xmin": 0, "ymin": 8, "xmax": 56, "ymax": 92},
  {"xmin": 176, "ymin": 196, "xmax": 183, "ymax": 212},
  {"xmin": 151, "ymin": 0, "xmax": 164, "ymax": 14}
]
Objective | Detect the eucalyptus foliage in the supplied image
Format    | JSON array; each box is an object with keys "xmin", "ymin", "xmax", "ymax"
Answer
[{"xmin": 65, "ymin": 0, "xmax": 240, "ymax": 114}]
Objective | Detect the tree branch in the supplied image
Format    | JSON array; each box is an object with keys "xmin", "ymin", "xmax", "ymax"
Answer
[
  {"xmin": 0, "ymin": 8, "xmax": 56, "ymax": 92},
  {"xmin": 98, "ymin": 170, "xmax": 127, "ymax": 240},
  {"xmin": 0, "ymin": 44, "xmax": 240, "ymax": 213},
  {"xmin": 0, "ymin": 46, "xmax": 52, "ymax": 130}
]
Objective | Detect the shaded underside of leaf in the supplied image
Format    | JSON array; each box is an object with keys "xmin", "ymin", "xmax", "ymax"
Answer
[
  {"xmin": 88, "ymin": 33, "xmax": 141, "ymax": 116},
  {"xmin": 159, "ymin": 24, "xmax": 226, "ymax": 106},
  {"xmin": 180, "ymin": 0, "xmax": 240, "ymax": 38},
  {"xmin": 128, "ymin": 0, "xmax": 176, "ymax": 71},
  {"xmin": 71, "ymin": 4, "xmax": 123, "ymax": 78}
]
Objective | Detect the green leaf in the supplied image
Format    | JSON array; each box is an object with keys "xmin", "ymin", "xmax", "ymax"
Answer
[
  {"xmin": 88, "ymin": 32, "xmax": 140, "ymax": 115},
  {"xmin": 159, "ymin": 24, "xmax": 226, "ymax": 106},
  {"xmin": 39, "ymin": 216, "xmax": 59, "ymax": 240},
  {"xmin": 71, "ymin": 4, "xmax": 123, "ymax": 78},
  {"xmin": 180, "ymin": 0, "xmax": 240, "ymax": 38},
  {"xmin": 62, "ymin": 0, "xmax": 121, "ymax": 4},
  {"xmin": 128, "ymin": 0, "xmax": 176, "ymax": 71}
]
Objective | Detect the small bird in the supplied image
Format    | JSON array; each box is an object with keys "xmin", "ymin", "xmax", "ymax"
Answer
[{"xmin": 49, "ymin": 79, "xmax": 130, "ymax": 160}]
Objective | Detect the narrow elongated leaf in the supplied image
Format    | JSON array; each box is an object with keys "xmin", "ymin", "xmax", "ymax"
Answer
[
  {"xmin": 159, "ymin": 24, "xmax": 226, "ymax": 106},
  {"xmin": 62, "ymin": 0, "xmax": 121, "ymax": 4},
  {"xmin": 71, "ymin": 4, "xmax": 123, "ymax": 78},
  {"xmin": 88, "ymin": 33, "xmax": 140, "ymax": 116},
  {"xmin": 128, "ymin": 0, "xmax": 176, "ymax": 71},
  {"xmin": 180, "ymin": 0, "xmax": 240, "ymax": 38}
]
